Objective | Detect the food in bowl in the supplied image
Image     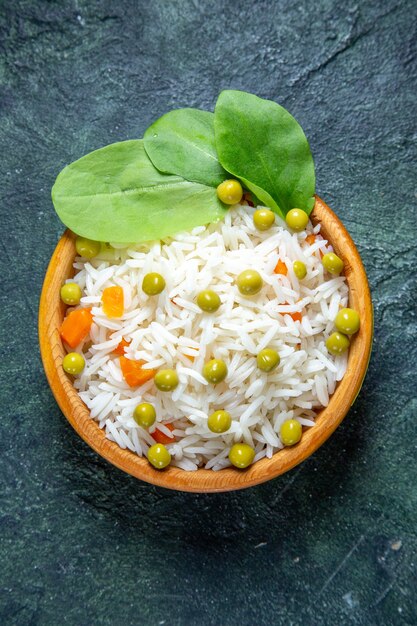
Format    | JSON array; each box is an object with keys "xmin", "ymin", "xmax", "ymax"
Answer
[{"xmin": 50, "ymin": 90, "xmax": 361, "ymax": 472}]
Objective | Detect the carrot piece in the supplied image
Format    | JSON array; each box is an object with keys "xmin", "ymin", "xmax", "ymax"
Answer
[
  {"xmin": 281, "ymin": 302, "xmax": 302, "ymax": 324},
  {"xmin": 289, "ymin": 311, "xmax": 302, "ymax": 323},
  {"xmin": 102, "ymin": 286, "xmax": 124, "ymax": 318},
  {"xmin": 112, "ymin": 338, "xmax": 131, "ymax": 356},
  {"xmin": 60, "ymin": 308, "xmax": 93, "ymax": 348},
  {"xmin": 119, "ymin": 356, "xmax": 156, "ymax": 388},
  {"xmin": 305, "ymin": 233, "xmax": 324, "ymax": 257},
  {"xmin": 274, "ymin": 259, "xmax": 288, "ymax": 275},
  {"xmin": 152, "ymin": 423, "xmax": 176, "ymax": 444}
]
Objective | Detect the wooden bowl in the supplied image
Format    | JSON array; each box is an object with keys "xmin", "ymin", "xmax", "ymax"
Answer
[{"xmin": 39, "ymin": 196, "xmax": 372, "ymax": 492}]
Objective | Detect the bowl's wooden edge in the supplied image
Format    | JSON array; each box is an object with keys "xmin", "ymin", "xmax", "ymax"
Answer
[{"xmin": 39, "ymin": 196, "xmax": 373, "ymax": 492}]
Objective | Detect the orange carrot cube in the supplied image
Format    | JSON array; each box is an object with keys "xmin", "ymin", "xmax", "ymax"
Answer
[
  {"xmin": 274, "ymin": 259, "xmax": 288, "ymax": 275},
  {"xmin": 60, "ymin": 308, "xmax": 93, "ymax": 348},
  {"xmin": 102, "ymin": 286, "xmax": 124, "ymax": 318},
  {"xmin": 119, "ymin": 355, "xmax": 156, "ymax": 388},
  {"xmin": 112, "ymin": 338, "xmax": 131, "ymax": 356},
  {"xmin": 152, "ymin": 423, "xmax": 176, "ymax": 444}
]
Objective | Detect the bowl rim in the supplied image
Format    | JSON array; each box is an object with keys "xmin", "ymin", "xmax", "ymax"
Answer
[{"xmin": 39, "ymin": 196, "xmax": 373, "ymax": 492}]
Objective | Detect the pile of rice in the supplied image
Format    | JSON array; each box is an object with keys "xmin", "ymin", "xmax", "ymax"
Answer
[{"xmin": 70, "ymin": 204, "xmax": 348, "ymax": 471}]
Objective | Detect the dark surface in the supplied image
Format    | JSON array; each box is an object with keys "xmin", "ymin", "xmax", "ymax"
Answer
[{"xmin": 1, "ymin": 0, "xmax": 416, "ymax": 624}]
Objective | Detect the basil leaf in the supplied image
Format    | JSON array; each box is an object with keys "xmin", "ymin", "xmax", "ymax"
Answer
[
  {"xmin": 52, "ymin": 140, "xmax": 227, "ymax": 243},
  {"xmin": 144, "ymin": 108, "xmax": 227, "ymax": 187},
  {"xmin": 214, "ymin": 90, "xmax": 315, "ymax": 218}
]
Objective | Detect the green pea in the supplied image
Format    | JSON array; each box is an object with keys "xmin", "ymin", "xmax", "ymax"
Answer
[
  {"xmin": 322, "ymin": 252, "xmax": 344, "ymax": 275},
  {"xmin": 285, "ymin": 208, "xmax": 309, "ymax": 232},
  {"xmin": 326, "ymin": 332, "xmax": 350, "ymax": 355},
  {"xmin": 280, "ymin": 419, "xmax": 302, "ymax": 446},
  {"xmin": 229, "ymin": 443, "xmax": 255, "ymax": 469},
  {"xmin": 257, "ymin": 348, "xmax": 280, "ymax": 372},
  {"xmin": 207, "ymin": 410, "xmax": 232, "ymax": 433},
  {"xmin": 147, "ymin": 443, "xmax": 171, "ymax": 469},
  {"xmin": 142, "ymin": 273, "xmax": 166, "ymax": 296},
  {"xmin": 293, "ymin": 260, "xmax": 307, "ymax": 280},
  {"xmin": 253, "ymin": 208, "xmax": 275, "ymax": 231},
  {"xmin": 334, "ymin": 308, "xmax": 360, "ymax": 335},
  {"xmin": 133, "ymin": 403, "xmax": 156, "ymax": 429},
  {"xmin": 62, "ymin": 352, "xmax": 85, "ymax": 375},
  {"xmin": 216, "ymin": 179, "xmax": 243, "ymax": 205},
  {"xmin": 236, "ymin": 269, "xmax": 263, "ymax": 296},
  {"xmin": 203, "ymin": 359, "xmax": 228, "ymax": 384},
  {"xmin": 154, "ymin": 369, "xmax": 179, "ymax": 392},
  {"xmin": 60, "ymin": 282, "xmax": 82, "ymax": 305},
  {"xmin": 196, "ymin": 290, "xmax": 221, "ymax": 313},
  {"xmin": 75, "ymin": 236, "xmax": 101, "ymax": 259}
]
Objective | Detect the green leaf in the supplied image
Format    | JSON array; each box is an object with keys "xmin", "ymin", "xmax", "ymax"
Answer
[
  {"xmin": 144, "ymin": 108, "xmax": 228, "ymax": 187},
  {"xmin": 52, "ymin": 140, "xmax": 227, "ymax": 243},
  {"xmin": 214, "ymin": 90, "xmax": 315, "ymax": 218}
]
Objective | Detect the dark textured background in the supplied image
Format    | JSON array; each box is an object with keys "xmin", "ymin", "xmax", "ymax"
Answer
[{"xmin": 1, "ymin": 0, "xmax": 416, "ymax": 624}]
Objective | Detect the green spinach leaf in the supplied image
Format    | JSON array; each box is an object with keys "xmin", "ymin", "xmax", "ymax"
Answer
[
  {"xmin": 52, "ymin": 140, "xmax": 227, "ymax": 243},
  {"xmin": 144, "ymin": 108, "xmax": 227, "ymax": 187},
  {"xmin": 214, "ymin": 90, "xmax": 315, "ymax": 218}
]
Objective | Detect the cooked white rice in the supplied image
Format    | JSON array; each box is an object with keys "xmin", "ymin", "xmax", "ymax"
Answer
[{"xmin": 67, "ymin": 203, "xmax": 348, "ymax": 471}]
